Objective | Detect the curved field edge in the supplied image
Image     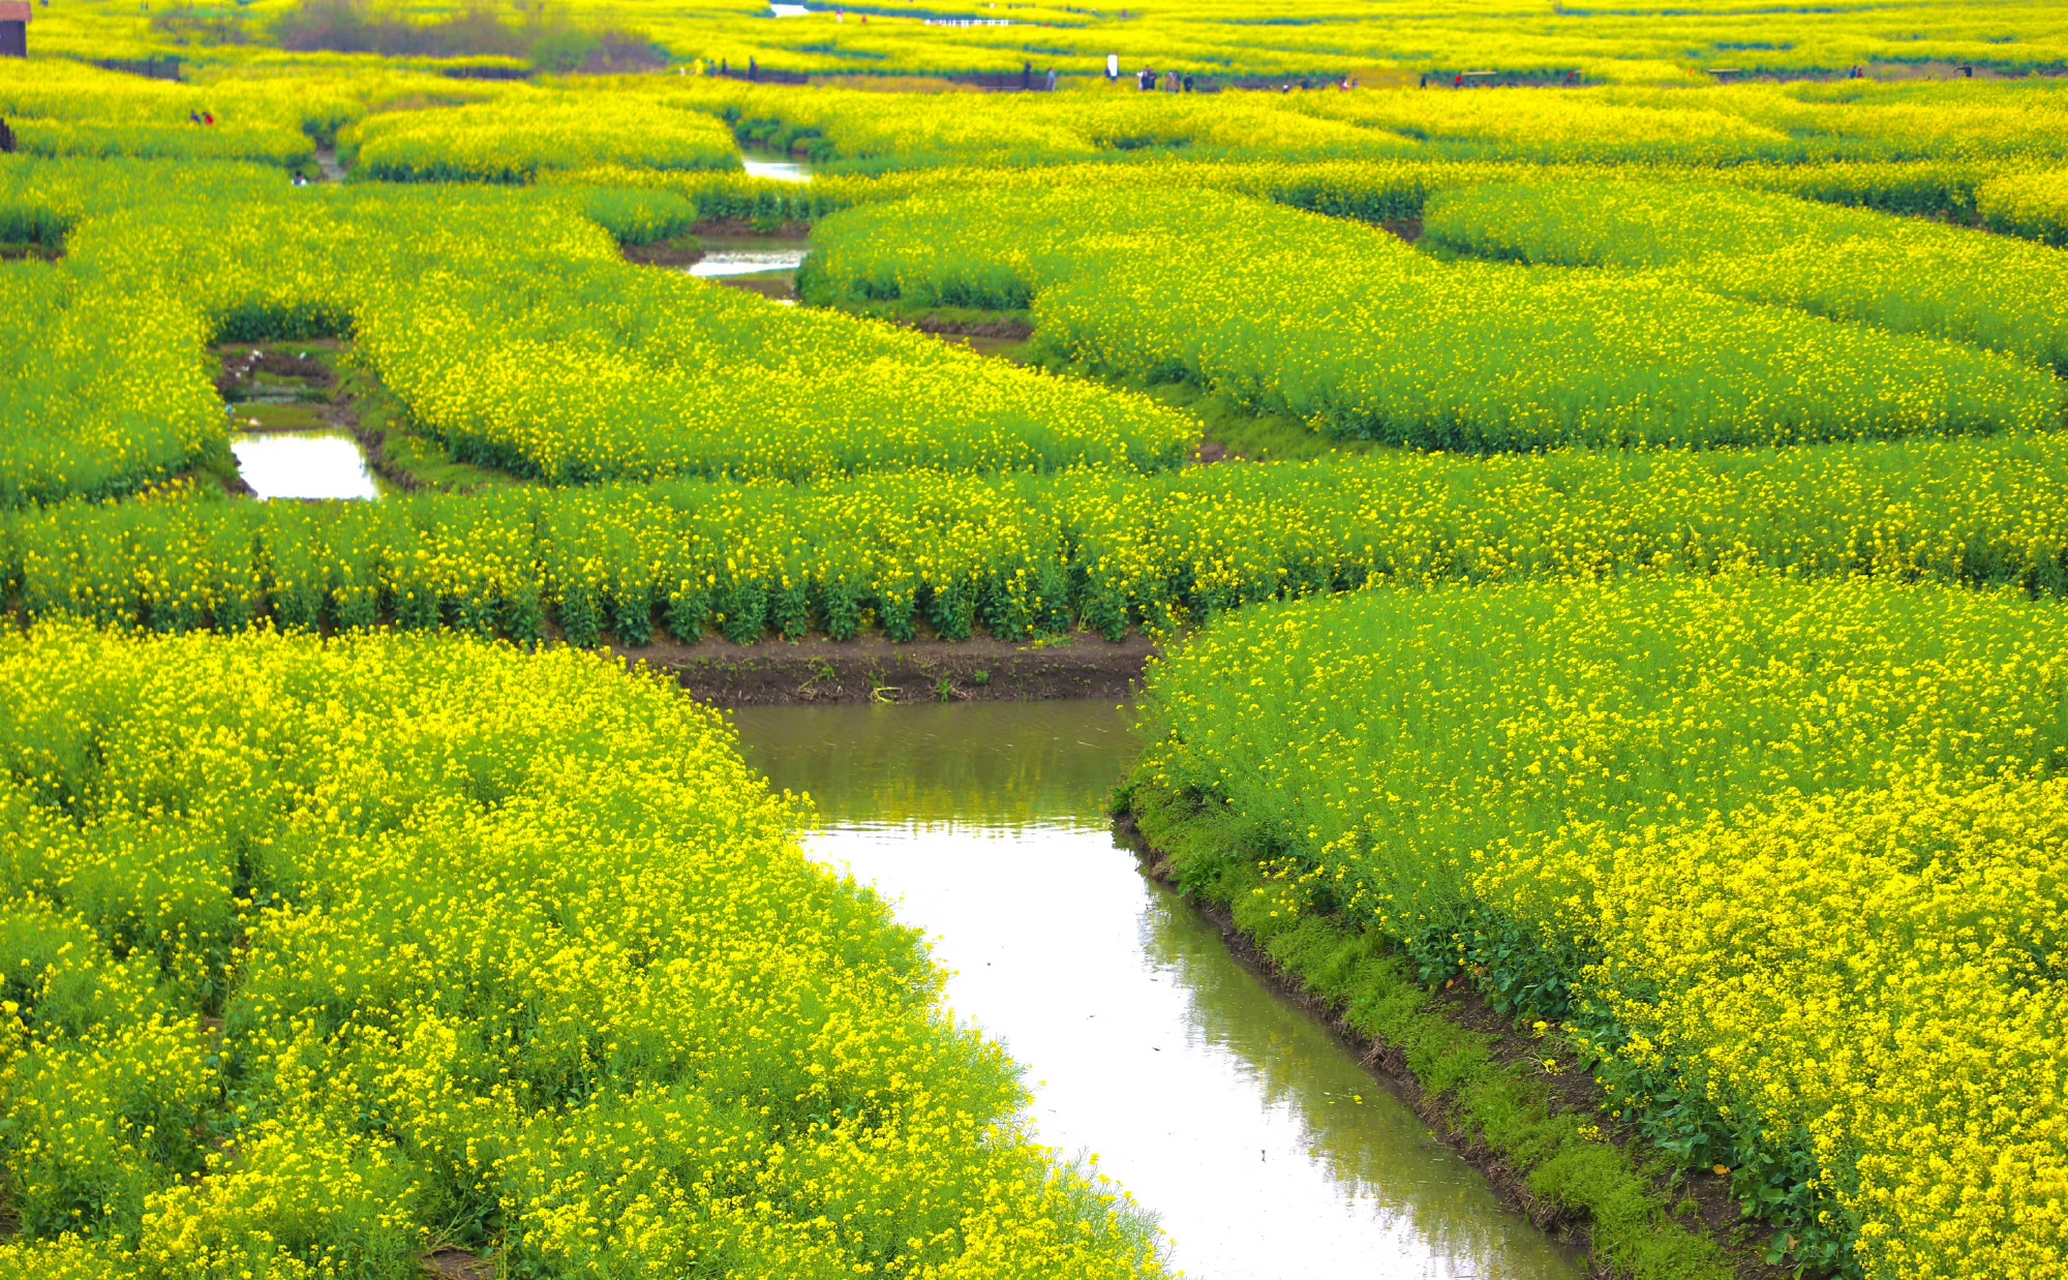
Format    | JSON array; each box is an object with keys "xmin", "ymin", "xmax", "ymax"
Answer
[
  {"xmin": 1112, "ymin": 574, "xmax": 2068, "ymax": 1280},
  {"xmin": 1112, "ymin": 785, "xmax": 1745, "ymax": 1280},
  {"xmin": 0, "ymin": 624, "xmax": 1169, "ymax": 1278},
  {"xmin": 14, "ymin": 432, "xmax": 2068, "ymax": 651}
]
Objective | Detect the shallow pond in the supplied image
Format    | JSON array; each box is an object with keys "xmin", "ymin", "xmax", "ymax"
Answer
[
  {"xmin": 732, "ymin": 700, "xmax": 1581, "ymax": 1280},
  {"xmin": 231, "ymin": 432, "xmax": 379, "ymax": 501}
]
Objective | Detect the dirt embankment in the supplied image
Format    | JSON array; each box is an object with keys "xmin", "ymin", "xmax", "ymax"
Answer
[
  {"xmin": 621, "ymin": 240, "xmax": 705, "ymax": 267},
  {"xmin": 903, "ymin": 314, "xmax": 1034, "ymax": 340},
  {"xmin": 1114, "ymin": 811, "xmax": 1793, "ymax": 1280},
  {"xmin": 607, "ymin": 631, "xmax": 1156, "ymax": 706}
]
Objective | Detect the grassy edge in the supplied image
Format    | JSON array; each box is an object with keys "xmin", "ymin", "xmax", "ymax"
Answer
[{"xmin": 1115, "ymin": 776, "xmax": 1746, "ymax": 1280}]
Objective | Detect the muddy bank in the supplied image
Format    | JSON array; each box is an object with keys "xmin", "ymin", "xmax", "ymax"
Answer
[
  {"xmin": 905, "ymin": 314, "xmax": 1034, "ymax": 340},
  {"xmin": 214, "ymin": 341, "xmax": 420, "ymax": 495},
  {"xmin": 622, "ymin": 240, "xmax": 704, "ymax": 267},
  {"xmin": 610, "ymin": 631, "xmax": 1155, "ymax": 705},
  {"xmin": 1114, "ymin": 811, "xmax": 1788, "ymax": 1280}
]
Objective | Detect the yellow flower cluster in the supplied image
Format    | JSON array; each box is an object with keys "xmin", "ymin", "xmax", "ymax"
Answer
[
  {"xmin": 0, "ymin": 150, "xmax": 1190, "ymax": 503},
  {"xmin": 0, "ymin": 624, "xmax": 1168, "ymax": 1277},
  {"xmin": 1478, "ymin": 773, "xmax": 2067, "ymax": 1279},
  {"xmin": 1131, "ymin": 573, "xmax": 2068, "ymax": 1275},
  {"xmin": 675, "ymin": 76, "xmax": 2068, "ymax": 170},
  {"xmin": 344, "ymin": 94, "xmax": 742, "ymax": 184},
  {"xmin": 1423, "ymin": 176, "xmax": 2068, "ymax": 371},
  {"xmin": 1980, "ymin": 167, "xmax": 2068, "ymax": 247},
  {"xmin": 0, "ymin": 60, "xmax": 343, "ymax": 169},
  {"xmin": 20, "ymin": 431, "xmax": 2068, "ymax": 646},
  {"xmin": 0, "ymin": 222, "xmax": 222, "ymax": 507},
  {"xmin": 26, "ymin": 0, "xmax": 2068, "ymax": 78},
  {"xmin": 808, "ymin": 184, "xmax": 2062, "ymax": 451}
]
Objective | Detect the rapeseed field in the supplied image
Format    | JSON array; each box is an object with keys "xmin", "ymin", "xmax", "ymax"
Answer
[{"xmin": 3, "ymin": 20, "xmax": 2067, "ymax": 1280}]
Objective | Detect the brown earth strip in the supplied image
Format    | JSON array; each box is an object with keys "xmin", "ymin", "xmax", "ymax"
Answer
[
  {"xmin": 905, "ymin": 315, "xmax": 1034, "ymax": 340},
  {"xmin": 621, "ymin": 239, "xmax": 704, "ymax": 267},
  {"xmin": 325, "ymin": 372, "xmax": 422, "ymax": 493},
  {"xmin": 422, "ymin": 1248, "xmax": 496, "ymax": 1279},
  {"xmin": 608, "ymin": 631, "xmax": 1155, "ymax": 706},
  {"xmin": 1114, "ymin": 811, "xmax": 1793, "ymax": 1280}
]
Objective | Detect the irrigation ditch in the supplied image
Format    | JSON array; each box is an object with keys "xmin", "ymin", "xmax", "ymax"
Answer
[
  {"xmin": 723, "ymin": 687, "xmax": 1792, "ymax": 1277},
  {"xmin": 1112, "ymin": 802, "xmax": 1792, "ymax": 1280},
  {"xmin": 731, "ymin": 699, "xmax": 1588, "ymax": 1279}
]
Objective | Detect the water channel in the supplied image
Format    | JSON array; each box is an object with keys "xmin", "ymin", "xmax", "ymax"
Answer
[
  {"xmin": 731, "ymin": 700, "xmax": 1581, "ymax": 1280},
  {"xmin": 685, "ymin": 241, "xmax": 811, "ymax": 279}
]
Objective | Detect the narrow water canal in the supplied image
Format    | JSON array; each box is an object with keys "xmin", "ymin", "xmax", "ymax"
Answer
[{"xmin": 731, "ymin": 700, "xmax": 1582, "ymax": 1280}]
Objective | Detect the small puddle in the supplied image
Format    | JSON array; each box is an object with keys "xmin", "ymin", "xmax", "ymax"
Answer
[
  {"xmin": 231, "ymin": 433, "xmax": 379, "ymax": 501},
  {"xmin": 732, "ymin": 701, "xmax": 1583, "ymax": 1280},
  {"xmin": 741, "ymin": 149, "xmax": 813, "ymax": 183}
]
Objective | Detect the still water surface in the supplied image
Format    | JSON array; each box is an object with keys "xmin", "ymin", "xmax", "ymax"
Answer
[
  {"xmin": 741, "ymin": 148, "xmax": 813, "ymax": 183},
  {"xmin": 732, "ymin": 700, "xmax": 1580, "ymax": 1280},
  {"xmin": 687, "ymin": 244, "xmax": 812, "ymax": 278},
  {"xmin": 231, "ymin": 432, "xmax": 379, "ymax": 501}
]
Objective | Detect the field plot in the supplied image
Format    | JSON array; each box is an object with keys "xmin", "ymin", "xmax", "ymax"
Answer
[
  {"xmin": 4, "ymin": 20, "xmax": 2068, "ymax": 1280},
  {"xmin": 0, "ymin": 626, "xmax": 1165, "ymax": 1278},
  {"xmin": 1125, "ymin": 576, "xmax": 2068, "ymax": 1279}
]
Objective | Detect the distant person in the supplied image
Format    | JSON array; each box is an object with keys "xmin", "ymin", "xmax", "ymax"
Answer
[
  {"xmin": 190, "ymin": 109, "xmax": 203, "ymax": 124},
  {"xmin": 292, "ymin": 172, "xmax": 309, "ymax": 186},
  {"xmin": 0, "ymin": 119, "xmax": 14, "ymax": 155},
  {"xmin": 1419, "ymin": 73, "xmax": 1428, "ymax": 88},
  {"xmin": 1046, "ymin": 68, "xmax": 1057, "ymax": 91},
  {"xmin": 203, "ymin": 111, "xmax": 215, "ymax": 126}
]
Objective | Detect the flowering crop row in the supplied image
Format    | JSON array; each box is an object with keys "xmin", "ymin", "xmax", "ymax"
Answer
[
  {"xmin": 805, "ymin": 185, "xmax": 2063, "ymax": 451},
  {"xmin": 26, "ymin": 0, "xmax": 2068, "ymax": 80},
  {"xmin": 343, "ymin": 96, "xmax": 742, "ymax": 184},
  {"xmin": 13, "ymin": 433, "xmax": 2068, "ymax": 644},
  {"xmin": 1126, "ymin": 573, "xmax": 2068, "ymax": 1279},
  {"xmin": 0, "ymin": 156, "xmax": 1189, "ymax": 503},
  {"xmin": 672, "ymin": 77, "xmax": 2068, "ymax": 172},
  {"xmin": 1979, "ymin": 168, "xmax": 2068, "ymax": 247},
  {"xmin": 0, "ymin": 261, "xmax": 221, "ymax": 508},
  {"xmin": 0, "ymin": 60, "xmax": 406, "ymax": 168},
  {"xmin": 0, "ymin": 624, "xmax": 1167, "ymax": 1277},
  {"xmin": 1422, "ymin": 177, "xmax": 2068, "ymax": 372}
]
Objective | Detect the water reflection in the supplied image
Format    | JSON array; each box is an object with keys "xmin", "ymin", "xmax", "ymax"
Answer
[
  {"xmin": 742, "ymin": 150, "xmax": 813, "ymax": 183},
  {"xmin": 231, "ymin": 432, "xmax": 379, "ymax": 501},
  {"xmin": 687, "ymin": 245, "xmax": 811, "ymax": 278},
  {"xmin": 732, "ymin": 701, "xmax": 1580, "ymax": 1280},
  {"xmin": 736, "ymin": 700, "xmax": 1132, "ymax": 826}
]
